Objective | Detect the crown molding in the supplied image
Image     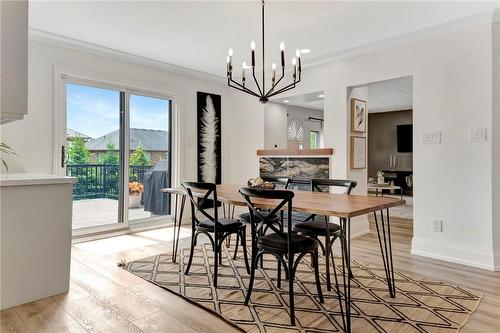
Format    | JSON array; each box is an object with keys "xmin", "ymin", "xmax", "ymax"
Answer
[
  {"xmin": 493, "ymin": 8, "xmax": 500, "ymax": 23},
  {"xmin": 30, "ymin": 9, "xmax": 495, "ymax": 80},
  {"xmin": 305, "ymin": 10, "xmax": 495, "ymax": 70},
  {"xmin": 29, "ymin": 28, "xmax": 227, "ymax": 84}
]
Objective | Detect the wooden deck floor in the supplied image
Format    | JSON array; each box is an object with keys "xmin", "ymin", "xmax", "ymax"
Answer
[
  {"xmin": 72, "ymin": 198, "xmax": 153, "ymax": 229},
  {"xmin": 2, "ymin": 217, "xmax": 499, "ymax": 333}
]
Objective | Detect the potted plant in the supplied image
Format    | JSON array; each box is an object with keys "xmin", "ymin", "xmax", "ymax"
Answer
[{"xmin": 128, "ymin": 181, "xmax": 144, "ymax": 208}]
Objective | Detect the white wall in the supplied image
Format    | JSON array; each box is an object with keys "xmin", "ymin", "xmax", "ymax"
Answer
[
  {"xmin": 264, "ymin": 102, "xmax": 287, "ymax": 149},
  {"xmin": 276, "ymin": 16, "xmax": 496, "ymax": 269},
  {"xmin": 0, "ymin": 39, "xmax": 263, "ymax": 185},
  {"xmin": 492, "ymin": 17, "xmax": 500, "ymax": 269},
  {"xmin": 346, "ymin": 86, "xmax": 369, "ymax": 236}
]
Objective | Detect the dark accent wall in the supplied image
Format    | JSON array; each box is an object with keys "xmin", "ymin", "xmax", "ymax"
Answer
[{"xmin": 368, "ymin": 110, "xmax": 412, "ymax": 179}]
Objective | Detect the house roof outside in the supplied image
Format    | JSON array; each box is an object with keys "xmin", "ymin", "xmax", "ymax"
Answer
[
  {"xmin": 86, "ymin": 128, "xmax": 168, "ymax": 151},
  {"xmin": 67, "ymin": 128, "xmax": 92, "ymax": 140}
]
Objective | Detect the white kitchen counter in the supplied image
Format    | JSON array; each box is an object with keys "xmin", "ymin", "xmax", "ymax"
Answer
[
  {"xmin": 1, "ymin": 173, "xmax": 75, "ymax": 309},
  {"xmin": 0, "ymin": 172, "xmax": 76, "ymax": 187}
]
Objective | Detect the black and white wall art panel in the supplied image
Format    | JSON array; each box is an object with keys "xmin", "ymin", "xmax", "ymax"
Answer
[{"xmin": 197, "ymin": 92, "xmax": 221, "ymax": 184}]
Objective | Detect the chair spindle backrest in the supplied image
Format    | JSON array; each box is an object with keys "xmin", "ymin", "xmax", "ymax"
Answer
[
  {"xmin": 239, "ymin": 187, "xmax": 294, "ymax": 242},
  {"xmin": 182, "ymin": 181, "xmax": 220, "ymax": 230}
]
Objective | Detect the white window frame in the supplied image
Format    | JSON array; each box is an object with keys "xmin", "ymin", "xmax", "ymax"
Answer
[{"xmin": 53, "ymin": 66, "xmax": 181, "ymax": 238}]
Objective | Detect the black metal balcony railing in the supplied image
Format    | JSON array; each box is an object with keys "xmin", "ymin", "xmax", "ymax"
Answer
[{"xmin": 66, "ymin": 164, "xmax": 150, "ymax": 200}]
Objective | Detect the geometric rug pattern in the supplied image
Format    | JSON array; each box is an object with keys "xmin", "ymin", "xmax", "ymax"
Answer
[{"xmin": 125, "ymin": 242, "xmax": 482, "ymax": 333}]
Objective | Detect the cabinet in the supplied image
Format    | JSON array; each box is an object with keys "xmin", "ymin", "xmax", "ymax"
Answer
[
  {"xmin": 0, "ymin": 0, "xmax": 28, "ymax": 123},
  {"xmin": 1, "ymin": 174, "xmax": 76, "ymax": 309}
]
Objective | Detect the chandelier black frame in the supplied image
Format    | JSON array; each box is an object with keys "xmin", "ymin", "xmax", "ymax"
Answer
[{"xmin": 226, "ymin": 0, "xmax": 302, "ymax": 104}]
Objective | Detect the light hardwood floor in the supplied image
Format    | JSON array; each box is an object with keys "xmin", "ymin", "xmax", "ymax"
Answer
[{"xmin": 2, "ymin": 218, "xmax": 499, "ymax": 333}]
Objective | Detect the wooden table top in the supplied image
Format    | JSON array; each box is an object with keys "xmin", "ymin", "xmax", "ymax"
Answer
[{"xmin": 215, "ymin": 184, "xmax": 405, "ymax": 218}]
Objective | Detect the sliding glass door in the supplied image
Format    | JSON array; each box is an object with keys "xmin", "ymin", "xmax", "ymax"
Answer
[
  {"xmin": 128, "ymin": 93, "xmax": 172, "ymax": 223},
  {"xmin": 62, "ymin": 79, "xmax": 172, "ymax": 234}
]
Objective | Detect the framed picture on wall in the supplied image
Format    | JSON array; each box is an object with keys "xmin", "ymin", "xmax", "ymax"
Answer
[
  {"xmin": 351, "ymin": 98, "xmax": 367, "ymax": 133},
  {"xmin": 197, "ymin": 91, "xmax": 221, "ymax": 184},
  {"xmin": 350, "ymin": 136, "xmax": 366, "ymax": 169}
]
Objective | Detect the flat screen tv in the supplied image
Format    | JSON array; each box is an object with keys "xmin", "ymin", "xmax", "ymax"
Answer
[{"xmin": 397, "ymin": 124, "xmax": 412, "ymax": 153}]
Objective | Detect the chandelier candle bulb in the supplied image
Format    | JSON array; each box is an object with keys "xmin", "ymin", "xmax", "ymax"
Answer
[
  {"xmin": 251, "ymin": 42, "xmax": 256, "ymax": 67},
  {"xmin": 280, "ymin": 42, "xmax": 285, "ymax": 67},
  {"xmin": 225, "ymin": 0, "xmax": 302, "ymax": 103},
  {"xmin": 228, "ymin": 48, "xmax": 233, "ymax": 68}
]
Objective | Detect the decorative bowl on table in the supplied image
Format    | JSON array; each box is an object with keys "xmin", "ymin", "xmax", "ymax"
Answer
[{"xmin": 247, "ymin": 177, "xmax": 276, "ymax": 190}]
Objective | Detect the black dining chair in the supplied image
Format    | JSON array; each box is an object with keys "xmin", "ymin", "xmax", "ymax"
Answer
[
  {"xmin": 239, "ymin": 187, "xmax": 324, "ymax": 326},
  {"xmin": 237, "ymin": 177, "xmax": 290, "ymax": 222},
  {"xmin": 182, "ymin": 181, "xmax": 250, "ymax": 287},
  {"xmin": 281, "ymin": 178, "xmax": 315, "ymax": 225},
  {"xmin": 293, "ymin": 179, "xmax": 357, "ymax": 291}
]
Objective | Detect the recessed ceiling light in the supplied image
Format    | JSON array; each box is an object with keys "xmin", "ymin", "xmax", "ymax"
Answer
[
  {"xmin": 318, "ymin": 94, "xmax": 325, "ymax": 98},
  {"xmin": 300, "ymin": 49, "xmax": 311, "ymax": 54},
  {"xmin": 283, "ymin": 100, "xmax": 290, "ymax": 103}
]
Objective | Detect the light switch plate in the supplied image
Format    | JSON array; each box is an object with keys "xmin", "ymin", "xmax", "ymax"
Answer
[
  {"xmin": 470, "ymin": 128, "xmax": 487, "ymax": 142},
  {"xmin": 432, "ymin": 219, "xmax": 443, "ymax": 232},
  {"xmin": 423, "ymin": 132, "xmax": 441, "ymax": 144}
]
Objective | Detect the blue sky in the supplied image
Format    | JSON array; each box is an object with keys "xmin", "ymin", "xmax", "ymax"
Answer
[{"xmin": 67, "ymin": 83, "xmax": 169, "ymax": 138}]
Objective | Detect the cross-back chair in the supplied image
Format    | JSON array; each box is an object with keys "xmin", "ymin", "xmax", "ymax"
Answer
[
  {"xmin": 182, "ymin": 181, "xmax": 250, "ymax": 287},
  {"xmin": 239, "ymin": 187, "xmax": 324, "ymax": 325},
  {"xmin": 293, "ymin": 178, "xmax": 357, "ymax": 291}
]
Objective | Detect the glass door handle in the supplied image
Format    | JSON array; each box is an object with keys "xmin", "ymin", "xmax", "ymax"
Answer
[{"xmin": 61, "ymin": 146, "xmax": 69, "ymax": 167}]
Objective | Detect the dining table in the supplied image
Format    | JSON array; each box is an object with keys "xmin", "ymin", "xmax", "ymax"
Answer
[{"xmin": 164, "ymin": 183, "xmax": 406, "ymax": 333}]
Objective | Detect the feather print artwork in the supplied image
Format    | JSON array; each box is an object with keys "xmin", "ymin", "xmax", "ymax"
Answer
[
  {"xmin": 287, "ymin": 119, "xmax": 304, "ymax": 141},
  {"xmin": 199, "ymin": 95, "xmax": 219, "ymax": 183}
]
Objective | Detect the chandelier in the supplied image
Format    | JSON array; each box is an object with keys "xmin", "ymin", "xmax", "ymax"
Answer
[{"xmin": 226, "ymin": 0, "xmax": 302, "ymax": 104}]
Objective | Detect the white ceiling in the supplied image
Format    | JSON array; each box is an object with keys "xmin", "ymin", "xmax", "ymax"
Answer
[
  {"xmin": 272, "ymin": 91, "xmax": 324, "ymax": 111},
  {"xmin": 29, "ymin": 1, "xmax": 499, "ymax": 77},
  {"xmin": 367, "ymin": 77, "xmax": 413, "ymax": 113}
]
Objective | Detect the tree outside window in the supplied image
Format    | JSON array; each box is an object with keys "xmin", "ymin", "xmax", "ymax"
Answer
[{"xmin": 309, "ymin": 131, "xmax": 319, "ymax": 149}]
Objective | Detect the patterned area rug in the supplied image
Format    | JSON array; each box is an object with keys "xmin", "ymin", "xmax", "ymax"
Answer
[{"xmin": 124, "ymin": 243, "xmax": 482, "ymax": 333}]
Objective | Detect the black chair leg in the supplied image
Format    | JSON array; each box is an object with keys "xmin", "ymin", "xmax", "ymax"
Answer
[
  {"xmin": 185, "ymin": 230, "xmax": 197, "ymax": 275},
  {"xmin": 288, "ymin": 263, "xmax": 296, "ymax": 326},
  {"xmin": 277, "ymin": 255, "xmax": 282, "ymax": 288},
  {"xmin": 214, "ymin": 241, "xmax": 219, "ymax": 287},
  {"xmin": 312, "ymin": 249, "xmax": 324, "ymax": 303},
  {"xmin": 241, "ymin": 229, "xmax": 250, "ymax": 274},
  {"xmin": 317, "ymin": 237, "xmax": 326, "ymax": 255},
  {"xmin": 233, "ymin": 233, "xmax": 240, "ymax": 260},
  {"xmin": 324, "ymin": 236, "xmax": 332, "ymax": 291},
  {"xmin": 244, "ymin": 252, "xmax": 259, "ymax": 305}
]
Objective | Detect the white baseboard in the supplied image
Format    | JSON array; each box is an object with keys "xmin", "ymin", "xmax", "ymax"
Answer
[
  {"xmin": 411, "ymin": 237, "xmax": 497, "ymax": 271},
  {"xmin": 351, "ymin": 229, "xmax": 371, "ymax": 239}
]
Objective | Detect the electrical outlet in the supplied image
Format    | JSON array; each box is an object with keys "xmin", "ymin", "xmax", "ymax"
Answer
[
  {"xmin": 432, "ymin": 219, "xmax": 443, "ymax": 232},
  {"xmin": 423, "ymin": 132, "xmax": 441, "ymax": 144},
  {"xmin": 470, "ymin": 128, "xmax": 487, "ymax": 142}
]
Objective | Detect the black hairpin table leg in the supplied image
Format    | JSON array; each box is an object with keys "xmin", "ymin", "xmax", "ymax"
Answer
[
  {"xmin": 172, "ymin": 194, "xmax": 186, "ymax": 263},
  {"xmin": 336, "ymin": 217, "xmax": 352, "ymax": 333},
  {"xmin": 373, "ymin": 208, "xmax": 396, "ymax": 297}
]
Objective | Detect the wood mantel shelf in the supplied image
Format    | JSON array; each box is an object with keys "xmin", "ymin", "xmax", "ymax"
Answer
[{"xmin": 257, "ymin": 148, "xmax": 334, "ymax": 156}]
